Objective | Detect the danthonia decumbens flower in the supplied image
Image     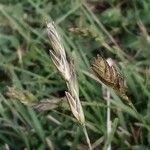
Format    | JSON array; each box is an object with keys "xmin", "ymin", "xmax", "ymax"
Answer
[
  {"xmin": 47, "ymin": 22, "xmax": 92, "ymax": 150},
  {"xmin": 90, "ymin": 54, "xmax": 129, "ymax": 101},
  {"xmin": 91, "ymin": 55, "xmax": 129, "ymax": 150}
]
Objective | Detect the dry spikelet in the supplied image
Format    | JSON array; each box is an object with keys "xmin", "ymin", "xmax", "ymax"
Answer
[
  {"xmin": 91, "ymin": 55, "xmax": 129, "ymax": 101},
  {"xmin": 47, "ymin": 22, "xmax": 71, "ymax": 81},
  {"xmin": 34, "ymin": 97, "xmax": 64, "ymax": 112}
]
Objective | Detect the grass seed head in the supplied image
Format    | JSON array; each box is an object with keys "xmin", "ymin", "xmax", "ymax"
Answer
[{"xmin": 91, "ymin": 55, "xmax": 129, "ymax": 101}]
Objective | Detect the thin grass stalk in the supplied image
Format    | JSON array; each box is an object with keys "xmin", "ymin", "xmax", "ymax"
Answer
[
  {"xmin": 47, "ymin": 22, "xmax": 92, "ymax": 150},
  {"xmin": 83, "ymin": 124, "xmax": 92, "ymax": 150},
  {"xmin": 106, "ymin": 89, "xmax": 111, "ymax": 150}
]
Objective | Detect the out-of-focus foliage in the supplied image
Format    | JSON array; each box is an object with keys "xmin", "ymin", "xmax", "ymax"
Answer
[{"xmin": 0, "ymin": 0, "xmax": 149, "ymax": 149}]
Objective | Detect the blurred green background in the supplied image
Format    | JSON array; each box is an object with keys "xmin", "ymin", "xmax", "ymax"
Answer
[{"xmin": 0, "ymin": 0, "xmax": 150, "ymax": 149}]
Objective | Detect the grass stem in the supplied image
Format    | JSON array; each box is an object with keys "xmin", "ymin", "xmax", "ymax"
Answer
[
  {"xmin": 83, "ymin": 124, "xmax": 92, "ymax": 150},
  {"xmin": 107, "ymin": 90, "xmax": 111, "ymax": 150}
]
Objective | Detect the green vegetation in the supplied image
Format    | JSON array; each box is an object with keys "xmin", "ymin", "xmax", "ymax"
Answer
[{"xmin": 0, "ymin": 0, "xmax": 150, "ymax": 149}]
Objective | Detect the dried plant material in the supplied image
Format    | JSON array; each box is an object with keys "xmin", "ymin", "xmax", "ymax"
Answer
[
  {"xmin": 47, "ymin": 22, "xmax": 71, "ymax": 81},
  {"xmin": 34, "ymin": 97, "xmax": 68, "ymax": 112},
  {"xmin": 7, "ymin": 87, "xmax": 38, "ymax": 106},
  {"xmin": 47, "ymin": 22, "xmax": 92, "ymax": 149},
  {"xmin": 7, "ymin": 88, "xmax": 69, "ymax": 112},
  {"xmin": 46, "ymin": 137, "xmax": 55, "ymax": 150},
  {"xmin": 34, "ymin": 98, "xmax": 61, "ymax": 111},
  {"xmin": 91, "ymin": 55, "xmax": 128, "ymax": 101},
  {"xmin": 47, "ymin": 22, "xmax": 85, "ymax": 124},
  {"xmin": 17, "ymin": 46, "xmax": 25, "ymax": 65},
  {"xmin": 65, "ymin": 91, "xmax": 85, "ymax": 124},
  {"xmin": 47, "ymin": 115, "xmax": 62, "ymax": 125}
]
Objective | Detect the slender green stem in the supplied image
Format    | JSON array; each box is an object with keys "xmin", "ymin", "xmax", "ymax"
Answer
[{"xmin": 83, "ymin": 124, "xmax": 92, "ymax": 150}]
